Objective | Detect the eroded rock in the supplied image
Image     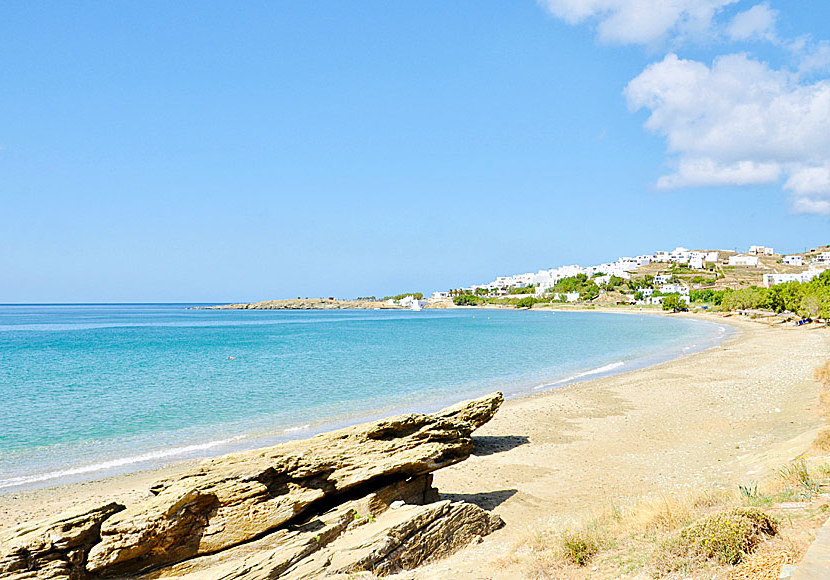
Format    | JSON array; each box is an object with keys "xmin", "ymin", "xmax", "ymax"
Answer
[
  {"xmin": 0, "ymin": 503, "xmax": 124, "ymax": 580},
  {"xmin": 85, "ymin": 393, "xmax": 503, "ymax": 576}
]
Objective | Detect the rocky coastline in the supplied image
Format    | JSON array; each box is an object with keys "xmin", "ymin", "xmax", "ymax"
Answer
[{"xmin": 0, "ymin": 394, "xmax": 504, "ymax": 580}]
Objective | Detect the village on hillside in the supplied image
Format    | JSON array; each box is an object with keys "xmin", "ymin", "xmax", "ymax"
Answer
[{"xmin": 412, "ymin": 244, "xmax": 830, "ymax": 313}]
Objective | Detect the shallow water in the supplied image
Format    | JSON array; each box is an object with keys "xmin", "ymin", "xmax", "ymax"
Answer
[{"xmin": 0, "ymin": 304, "xmax": 729, "ymax": 491}]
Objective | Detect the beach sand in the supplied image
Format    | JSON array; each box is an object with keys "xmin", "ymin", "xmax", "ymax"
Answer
[{"xmin": 0, "ymin": 313, "xmax": 827, "ymax": 579}]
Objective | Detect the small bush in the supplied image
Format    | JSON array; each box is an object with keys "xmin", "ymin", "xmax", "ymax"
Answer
[
  {"xmin": 778, "ymin": 457, "xmax": 821, "ymax": 498},
  {"xmin": 655, "ymin": 507, "xmax": 778, "ymax": 573},
  {"xmin": 558, "ymin": 527, "xmax": 601, "ymax": 566}
]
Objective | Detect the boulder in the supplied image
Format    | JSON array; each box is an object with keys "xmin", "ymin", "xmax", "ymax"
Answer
[{"xmin": 85, "ymin": 393, "xmax": 503, "ymax": 576}]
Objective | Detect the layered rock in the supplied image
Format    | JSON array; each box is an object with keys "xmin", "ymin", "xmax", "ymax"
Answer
[
  {"xmin": 0, "ymin": 503, "xmax": 124, "ymax": 580},
  {"xmin": 0, "ymin": 393, "xmax": 504, "ymax": 580}
]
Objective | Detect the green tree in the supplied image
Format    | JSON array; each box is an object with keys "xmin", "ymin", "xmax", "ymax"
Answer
[
  {"xmin": 453, "ymin": 294, "xmax": 478, "ymax": 306},
  {"xmin": 662, "ymin": 294, "xmax": 686, "ymax": 311}
]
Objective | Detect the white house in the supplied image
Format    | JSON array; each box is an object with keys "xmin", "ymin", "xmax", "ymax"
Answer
[
  {"xmin": 660, "ymin": 283, "xmax": 690, "ymax": 295},
  {"xmin": 782, "ymin": 255, "xmax": 803, "ymax": 266},
  {"xmin": 705, "ymin": 251, "xmax": 719, "ymax": 262},
  {"xmin": 763, "ymin": 269, "xmax": 823, "ymax": 287},
  {"xmin": 670, "ymin": 247, "xmax": 691, "ymax": 263},
  {"xmin": 431, "ymin": 291, "xmax": 450, "ymax": 299},
  {"xmin": 689, "ymin": 256, "xmax": 705, "ymax": 269},
  {"xmin": 636, "ymin": 255, "xmax": 654, "ymax": 266},
  {"xmin": 812, "ymin": 252, "xmax": 830, "ymax": 265},
  {"xmin": 654, "ymin": 251, "xmax": 670, "ymax": 262},
  {"xmin": 728, "ymin": 255, "xmax": 760, "ymax": 267},
  {"xmin": 749, "ymin": 245, "xmax": 775, "ymax": 256},
  {"xmin": 654, "ymin": 274, "xmax": 673, "ymax": 284},
  {"xmin": 641, "ymin": 288, "xmax": 654, "ymax": 297},
  {"xmin": 617, "ymin": 257, "xmax": 640, "ymax": 272}
]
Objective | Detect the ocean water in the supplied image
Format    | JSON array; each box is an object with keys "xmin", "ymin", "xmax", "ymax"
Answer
[{"xmin": 0, "ymin": 304, "xmax": 729, "ymax": 491}]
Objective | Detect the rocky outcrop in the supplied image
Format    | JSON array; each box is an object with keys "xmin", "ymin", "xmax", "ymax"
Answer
[
  {"xmin": 0, "ymin": 393, "xmax": 504, "ymax": 580},
  {"xmin": 0, "ymin": 503, "xmax": 124, "ymax": 580},
  {"xmin": 191, "ymin": 299, "xmax": 403, "ymax": 310}
]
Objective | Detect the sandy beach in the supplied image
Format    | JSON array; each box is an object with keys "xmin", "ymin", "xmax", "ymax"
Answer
[{"xmin": 1, "ymin": 313, "xmax": 828, "ymax": 578}]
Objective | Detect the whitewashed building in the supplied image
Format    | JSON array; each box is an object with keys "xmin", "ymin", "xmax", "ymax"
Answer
[
  {"xmin": 705, "ymin": 251, "xmax": 719, "ymax": 262},
  {"xmin": 728, "ymin": 255, "xmax": 760, "ymax": 267},
  {"xmin": 812, "ymin": 252, "xmax": 830, "ymax": 265},
  {"xmin": 749, "ymin": 245, "xmax": 775, "ymax": 256},
  {"xmin": 654, "ymin": 274, "xmax": 673, "ymax": 284},
  {"xmin": 782, "ymin": 255, "xmax": 803, "ymax": 266},
  {"xmin": 670, "ymin": 247, "xmax": 691, "ymax": 263},
  {"xmin": 763, "ymin": 269, "xmax": 825, "ymax": 287},
  {"xmin": 660, "ymin": 283, "xmax": 690, "ymax": 295}
]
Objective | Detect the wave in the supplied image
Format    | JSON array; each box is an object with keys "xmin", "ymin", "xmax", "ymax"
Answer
[
  {"xmin": 533, "ymin": 361, "xmax": 625, "ymax": 390},
  {"xmin": 0, "ymin": 436, "xmax": 246, "ymax": 490}
]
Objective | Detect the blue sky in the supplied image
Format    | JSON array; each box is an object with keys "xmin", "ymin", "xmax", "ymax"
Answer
[{"xmin": 1, "ymin": 1, "xmax": 829, "ymax": 302}]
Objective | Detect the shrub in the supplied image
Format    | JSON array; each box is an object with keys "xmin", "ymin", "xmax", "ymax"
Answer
[
  {"xmin": 558, "ymin": 527, "xmax": 602, "ymax": 566},
  {"xmin": 778, "ymin": 457, "xmax": 821, "ymax": 497},
  {"xmin": 452, "ymin": 293, "xmax": 478, "ymax": 306},
  {"xmin": 662, "ymin": 293, "xmax": 686, "ymax": 311},
  {"xmin": 655, "ymin": 507, "xmax": 778, "ymax": 573},
  {"xmin": 516, "ymin": 297, "xmax": 536, "ymax": 308}
]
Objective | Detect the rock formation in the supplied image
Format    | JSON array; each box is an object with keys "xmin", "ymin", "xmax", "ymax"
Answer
[{"xmin": 0, "ymin": 393, "xmax": 504, "ymax": 580}]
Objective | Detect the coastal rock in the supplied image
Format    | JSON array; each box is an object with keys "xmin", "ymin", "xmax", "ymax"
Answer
[
  {"xmin": 0, "ymin": 502, "xmax": 124, "ymax": 580},
  {"xmin": 85, "ymin": 393, "xmax": 504, "ymax": 577},
  {"xmin": 134, "ymin": 475, "xmax": 443, "ymax": 580}
]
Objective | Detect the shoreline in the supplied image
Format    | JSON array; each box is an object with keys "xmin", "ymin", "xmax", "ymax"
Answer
[
  {"xmin": 0, "ymin": 310, "xmax": 726, "ymax": 497},
  {"xmin": 2, "ymin": 315, "xmax": 824, "ymax": 533},
  {"xmin": 1, "ymin": 315, "xmax": 827, "ymax": 576}
]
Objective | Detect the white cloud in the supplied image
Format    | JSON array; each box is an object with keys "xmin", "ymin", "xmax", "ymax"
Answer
[
  {"xmin": 791, "ymin": 197, "xmax": 830, "ymax": 215},
  {"xmin": 727, "ymin": 3, "xmax": 778, "ymax": 42},
  {"xmin": 625, "ymin": 52, "xmax": 830, "ymax": 214},
  {"xmin": 538, "ymin": 0, "xmax": 736, "ymax": 45}
]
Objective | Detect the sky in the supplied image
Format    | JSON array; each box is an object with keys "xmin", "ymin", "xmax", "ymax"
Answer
[{"xmin": 1, "ymin": 1, "xmax": 829, "ymax": 302}]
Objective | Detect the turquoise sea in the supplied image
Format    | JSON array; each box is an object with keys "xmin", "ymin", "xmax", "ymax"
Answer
[{"xmin": 0, "ymin": 305, "xmax": 730, "ymax": 491}]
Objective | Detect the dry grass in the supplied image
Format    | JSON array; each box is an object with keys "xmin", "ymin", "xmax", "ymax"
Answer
[
  {"xmin": 815, "ymin": 361, "xmax": 830, "ymax": 388},
  {"xmin": 729, "ymin": 549, "xmax": 793, "ymax": 580},
  {"xmin": 505, "ymin": 472, "xmax": 829, "ymax": 580},
  {"xmin": 813, "ymin": 428, "xmax": 830, "ymax": 452}
]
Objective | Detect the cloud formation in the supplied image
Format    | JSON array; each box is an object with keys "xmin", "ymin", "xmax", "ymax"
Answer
[
  {"xmin": 539, "ymin": 0, "xmax": 830, "ymax": 215},
  {"xmin": 727, "ymin": 2, "xmax": 778, "ymax": 42},
  {"xmin": 625, "ymin": 53, "xmax": 830, "ymax": 214},
  {"xmin": 538, "ymin": 0, "xmax": 737, "ymax": 45}
]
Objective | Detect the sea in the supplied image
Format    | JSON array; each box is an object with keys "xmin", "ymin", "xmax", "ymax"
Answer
[{"xmin": 0, "ymin": 304, "xmax": 731, "ymax": 492}]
